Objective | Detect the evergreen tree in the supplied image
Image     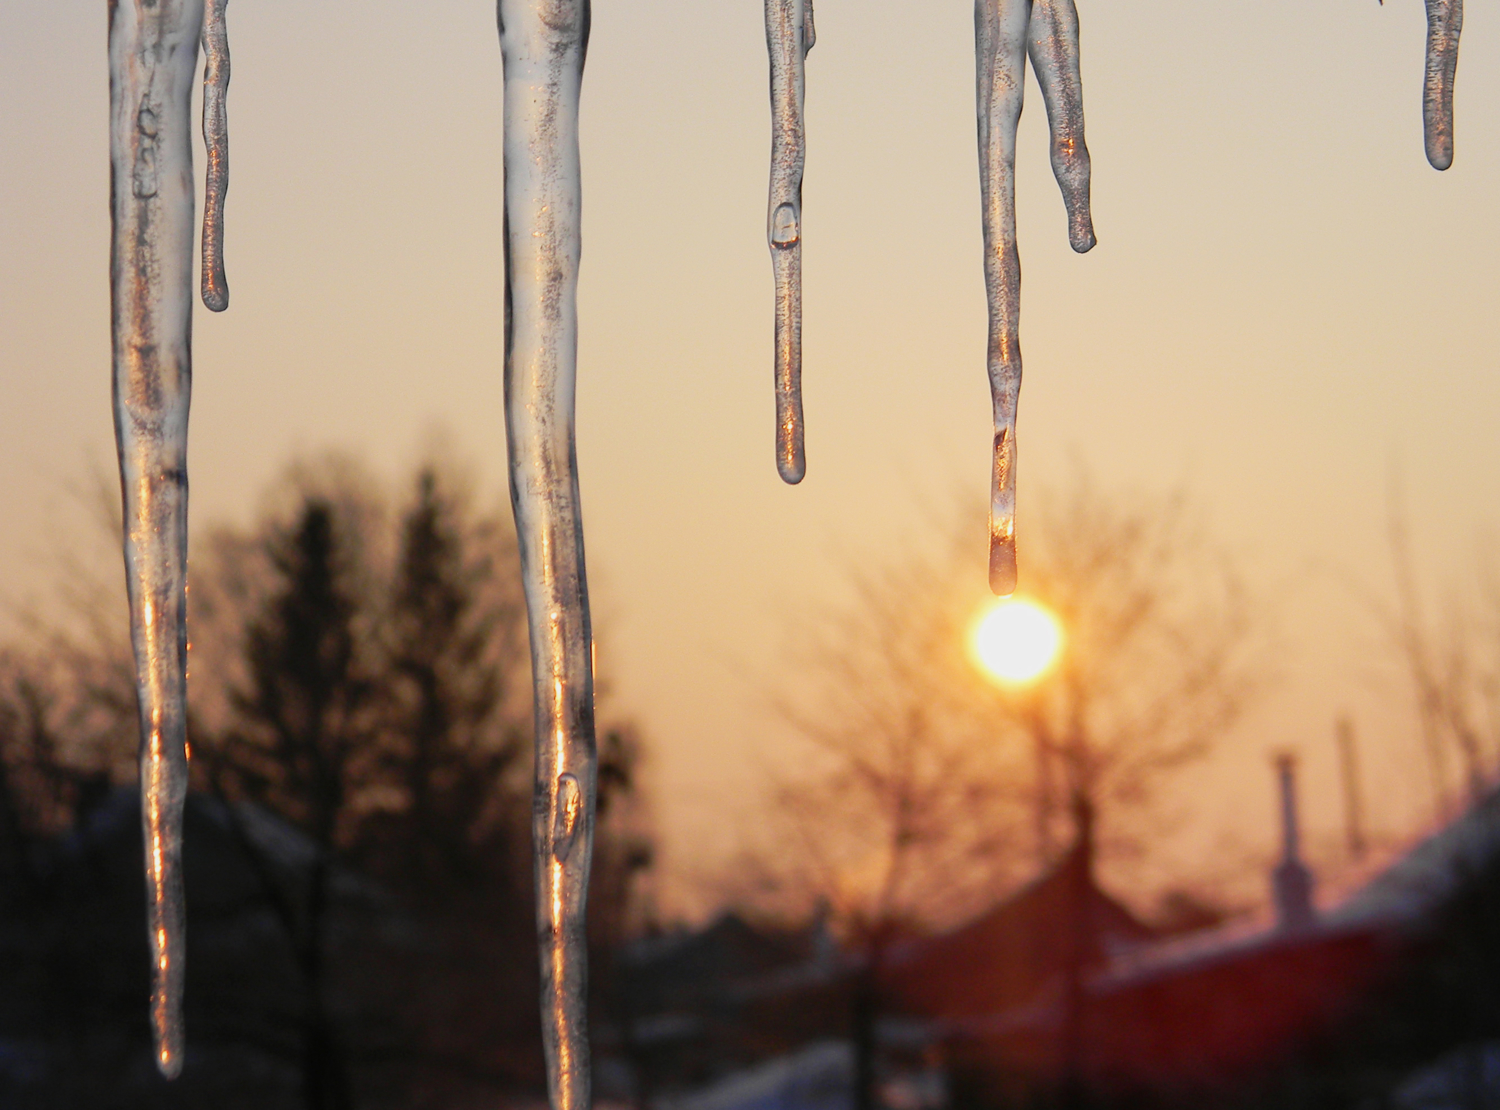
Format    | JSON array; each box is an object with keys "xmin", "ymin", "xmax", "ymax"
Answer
[
  {"xmin": 376, "ymin": 467, "xmax": 527, "ymax": 897},
  {"xmin": 221, "ymin": 496, "xmax": 374, "ymax": 1110},
  {"xmin": 226, "ymin": 498, "xmax": 378, "ymax": 853}
]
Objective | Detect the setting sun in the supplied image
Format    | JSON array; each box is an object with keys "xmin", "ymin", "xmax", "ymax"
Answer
[{"xmin": 974, "ymin": 599, "xmax": 1062, "ymax": 684}]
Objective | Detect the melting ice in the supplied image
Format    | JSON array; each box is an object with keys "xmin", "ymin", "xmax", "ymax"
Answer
[
  {"xmin": 765, "ymin": 0, "xmax": 814, "ymax": 483},
  {"xmin": 1422, "ymin": 0, "xmax": 1462, "ymax": 170},
  {"xmin": 976, "ymin": 0, "xmax": 1095, "ymax": 595},
  {"xmin": 108, "ymin": 0, "xmax": 212, "ymax": 1078},
  {"xmin": 98, "ymin": 0, "xmax": 1468, "ymax": 1093},
  {"xmin": 108, "ymin": 0, "xmax": 232, "ymax": 1075},
  {"xmin": 497, "ymin": 3, "xmax": 599, "ymax": 1110},
  {"xmin": 201, "ymin": 0, "xmax": 231, "ymax": 310}
]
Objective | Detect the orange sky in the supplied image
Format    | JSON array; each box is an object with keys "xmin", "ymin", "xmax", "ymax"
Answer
[{"xmin": 2, "ymin": 0, "xmax": 1498, "ymax": 917}]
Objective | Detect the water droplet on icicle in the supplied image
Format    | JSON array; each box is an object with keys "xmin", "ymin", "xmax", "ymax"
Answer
[
  {"xmin": 497, "ymin": 4, "xmax": 597, "ymax": 1110},
  {"xmin": 770, "ymin": 202, "xmax": 800, "ymax": 247},
  {"xmin": 133, "ymin": 99, "xmax": 160, "ymax": 199},
  {"xmin": 766, "ymin": 0, "xmax": 813, "ymax": 485},
  {"xmin": 108, "ymin": 0, "xmax": 205, "ymax": 1078},
  {"xmin": 201, "ymin": 0, "xmax": 231, "ymax": 311},
  {"xmin": 1422, "ymin": 0, "xmax": 1462, "ymax": 170},
  {"xmin": 553, "ymin": 773, "xmax": 583, "ymax": 862}
]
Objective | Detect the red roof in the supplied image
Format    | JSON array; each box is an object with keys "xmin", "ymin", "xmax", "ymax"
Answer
[{"xmin": 880, "ymin": 840, "xmax": 1156, "ymax": 1020}]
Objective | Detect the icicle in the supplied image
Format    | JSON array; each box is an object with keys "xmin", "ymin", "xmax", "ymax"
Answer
[
  {"xmin": 1027, "ymin": 0, "xmax": 1094, "ymax": 252},
  {"xmin": 1422, "ymin": 0, "xmax": 1462, "ymax": 170},
  {"xmin": 496, "ymin": 4, "xmax": 597, "ymax": 1110},
  {"xmin": 201, "ymin": 0, "xmax": 230, "ymax": 310},
  {"xmin": 976, "ymin": 0, "xmax": 1030, "ymax": 597},
  {"xmin": 766, "ymin": 0, "xmax": 814, "ymax": 484},
  {"xmin": 976, "ymin": 0, "xmax": 1093, "ymax": 595},
  {"xmin": 108, "ymin": 0, "xmax": 205, "ymax": 1079}
]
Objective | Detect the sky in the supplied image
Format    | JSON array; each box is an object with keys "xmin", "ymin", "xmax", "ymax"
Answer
[{"xmin": 2, "ymin": 0, "xmax": 1498, "ymax": 919}]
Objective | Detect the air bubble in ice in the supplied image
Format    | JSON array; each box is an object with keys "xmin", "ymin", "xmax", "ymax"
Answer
[{"xmin": 771, "ymin": 202, "xmax": 800, "ymax": 247}]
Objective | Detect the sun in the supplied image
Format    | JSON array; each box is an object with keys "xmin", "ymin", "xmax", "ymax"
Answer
[{"xmin": 973, "ymin": 599, "xmax": 1062, "ymax": 684}]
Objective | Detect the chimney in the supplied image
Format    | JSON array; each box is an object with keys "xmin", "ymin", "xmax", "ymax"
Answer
[{"xmin": 1272, "ymin": 753, "xmax": 1316, "ymax": 930}]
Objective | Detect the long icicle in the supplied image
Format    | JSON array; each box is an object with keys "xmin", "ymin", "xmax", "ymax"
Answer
[
  {"xmin": 108, "ymin": 0, "xmax": 205, "ymax": 1078},
  {"xmin": 496, "ymin": 4, "xmax": 597, "ymax": 1110},
  {"xmin": 976, "ymin": 0, "xmax": 1030, "ymax": 596},
  {"xmin": 1422, "ymin": 0, "xmax": 1462, "ymax": 170},
  {"xmin": 201, "ymin": 0, "xmax": 230, "ymax": 310},
  {"xmin": 976, "ymin": 0, "xmax": 1093, "ymax": 594},
  {"xmin": 766, "ymin": 0, "xmax": 814, "ymax": 484}
]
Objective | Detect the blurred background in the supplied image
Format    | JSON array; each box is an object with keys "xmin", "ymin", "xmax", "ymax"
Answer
[{"xmin": 3, "ymin": 0, "xmax": 1500, "ymax": 1106}]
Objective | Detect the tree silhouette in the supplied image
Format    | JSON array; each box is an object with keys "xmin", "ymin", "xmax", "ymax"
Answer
[
  {"xmin": 755, "ymin": 473, "xmax": 1258, "ymax": 1110},
  {"xmin": 219, "ymin": 495, "xmax": 377, "ymax": 1110},
  {"xmin": 227, "ymin": 499, "xmax": 378, "ymax": 853},
  {"xmin": 0, "ymin": 453, "xmax": 656, "ymax": 1107},
  {"xmin": 372, "ymin": 466, "xmax": 529, "ymax": 897}
]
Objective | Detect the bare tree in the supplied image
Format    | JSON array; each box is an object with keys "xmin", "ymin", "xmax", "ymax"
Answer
[
  {"xmin": 760, "ymin": 474, "xmax": 1255, "ymax": 931},
  {"xmin": 749, "ymin": 473, "xmax": 1258, "ymax": 1110},
  {"xmin": 997, "ymin": 480, "xmax": 1255, "ymax": 865},
  {"xmin": 1376, "ymin": 505, "xmax": 1500, "ymax": 819}
]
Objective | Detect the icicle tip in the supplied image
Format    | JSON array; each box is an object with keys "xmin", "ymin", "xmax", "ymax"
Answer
[
  {"xmin": 777, "ymin": 421, "xmax": 805, "ymax": 484},
  {"xmin": 1069, "ymin": 216, "xmax": 1096, "ymax": 254},
  {"xmin": 156, "ymin": 1043, "xmax": 183, "ymax": 1080},
  {"xmin": 989, "ymin": 533, "xmax": 1017, "ymax": 597}
]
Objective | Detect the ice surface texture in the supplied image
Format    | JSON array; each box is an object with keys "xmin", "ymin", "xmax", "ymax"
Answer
[
  {"xmin": 1423, "ymin": 0, "xmax": 1462, "ymax": 170},
  {"xmin": 108, "ymin": 0, "xmax": 206, "ymax": 1079},
  {"xmin": 497, "ymin": 4, "xmax": 598, "ymax": 1110},
  {"xmin": 765, "ymin": 0, "xmax": 814, "ymax": 483},
  {"xmin": 976, "ymin": 0, "xmax": 1093, "ymax": 595},
  {"xmin": 201, "ymin": 0, "xmax": 230, "ymax": 309}
]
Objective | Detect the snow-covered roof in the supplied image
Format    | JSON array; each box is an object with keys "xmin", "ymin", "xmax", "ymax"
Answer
[{"xmin": 1324, "ymin": 786, "xmax": 1500, "ymax": 929}]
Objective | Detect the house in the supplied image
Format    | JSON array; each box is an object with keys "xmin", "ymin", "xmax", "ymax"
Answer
[
  {"xmin": 933, "ymin": 766, "xmax": 1500, "ymax": 1107},
  {"xmin": 650, "ymin": 763, "xmax": 1500, "ymax": 1110}
]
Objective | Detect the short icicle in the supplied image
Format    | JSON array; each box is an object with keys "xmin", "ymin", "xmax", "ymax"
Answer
[
  {"xmin": 766, "ymin": 0, "xmax": 814, "ymax": 484},
  {"xmin": 496, "ymin": 4, "xmax": 598, "ymax": 1110},
  {"xmin": 201, "ymin": 0, "xmax": 230, "ymax": 310},
  {"xmin": 1027, "ymin": 0, "xmax": 1095, "ymax": 252},
  {"xmin": 975, "ymin": 0, "xmax": 1030, "ymax": 596},
  {"xmin": 1422, "ymin": 0, "xmax": 1462, "ymax": 170},
  {"xmin": 108, "ymin": 0, "xmax": 206, "ymax": 1079}
]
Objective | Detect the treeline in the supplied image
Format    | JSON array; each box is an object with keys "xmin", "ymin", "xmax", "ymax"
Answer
[{"xmin": 0, "ymin": 456, "xmax": 651, "ymax": 1109}]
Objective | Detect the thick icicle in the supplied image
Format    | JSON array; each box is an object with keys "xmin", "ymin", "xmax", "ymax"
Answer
[
  {"xmin": 1027, "ymin": 0, "xmax": 1094, "ymax": 252},
  {"xmin": 200, "ymin": 0, "xmax": 230, "ymax": 310},
  {"xmin": 108, "ymin": 0, "xmax": 205, "ymax": 1079},
  {"xmin": 975, "ymin": 0, "xmax": 1030, "ymax": 596},
  {"xmin": 766, "ymin": 0, "xmax": 814, "ymax": 484},
  {"xmin": 496, "ymin": 4, "xmax": 597, "ymax": 1110},
  {"xmin": 1422, "ymin": 0, "xmax": 1462, "ymax": 170}
]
